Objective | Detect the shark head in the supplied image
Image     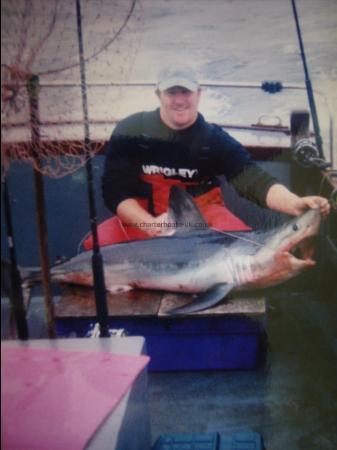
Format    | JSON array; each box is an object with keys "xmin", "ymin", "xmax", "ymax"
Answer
[
  {"xmin": 264, "ymin": 208, "xmax": 320, "ymax": 259},
  {"xmin": 253, "ymin": 208, "xmax": 321, "ymax": 286},
  {"xmin": 167, "ymin": 186, "xmax": 322, "ymax": 289}
]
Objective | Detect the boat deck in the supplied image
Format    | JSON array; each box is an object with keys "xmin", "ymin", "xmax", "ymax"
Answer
[{"xmin": 54, "ymin": 285, "xmax": 266, "ymax": 318}]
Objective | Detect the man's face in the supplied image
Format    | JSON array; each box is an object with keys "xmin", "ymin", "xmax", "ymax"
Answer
[{"xmin": 157, "ymin": 86, "xmax": 201, "ymax": 130}]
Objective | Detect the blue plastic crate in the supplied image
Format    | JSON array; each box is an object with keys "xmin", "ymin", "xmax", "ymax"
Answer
[
  {"xmin": 55, "ymin": 315, "xmax": 266, "ymax": 371},
  {"xmin": 152, "ymin": 432, "xmax": 264, "ymax": 450},
  {"xmin": 56, "ymin": 316, "xmax": 265, "ymax": 371}
]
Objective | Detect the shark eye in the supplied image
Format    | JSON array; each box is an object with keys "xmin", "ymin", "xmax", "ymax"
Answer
[{"xmin": 292, "ymin": 223, "xmax": 299, "ymax": 231}]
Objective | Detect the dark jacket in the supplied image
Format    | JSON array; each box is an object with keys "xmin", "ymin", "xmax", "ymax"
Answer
[{"xmin": 102, "ymin": 109, "xmax": 278, "ymax": 214}]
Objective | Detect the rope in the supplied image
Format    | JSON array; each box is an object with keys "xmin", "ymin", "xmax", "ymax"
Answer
[{"xmin": 210, "ymin": 228, "xmax": 265, "ymax": 248}]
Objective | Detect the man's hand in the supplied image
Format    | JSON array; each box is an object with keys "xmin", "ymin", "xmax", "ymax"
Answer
[
  {"xmin": 145, "ymin": 212, "xmax": 176, "ymax": 237},
  {"xmin": 266, "ymin": 184, "xmax": 331, "ymax": 218},
  {"xmin": 116, "ymin": 199, "xmax": 176, "ymax": 238},
  {"xmin": 292, "ymin": 196, "xmax": 331, "ymax": 218}
]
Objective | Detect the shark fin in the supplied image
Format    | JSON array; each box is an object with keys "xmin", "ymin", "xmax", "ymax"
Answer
[
  {"xmin": 167, "ymin": 186, "xmax": 208, "ymax": 233},
  {"xmin": 168, "ymin": 282, "xmax": 234, "ymax": 315}
]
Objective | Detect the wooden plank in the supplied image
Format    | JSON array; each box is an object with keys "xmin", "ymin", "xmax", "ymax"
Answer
[
  {"xmin": 158, "ymin": 292, "xmax": 266, "ymax": 317},
  {"xmin": 54, "ymin": 285, "xmax": 163, "ymax": 318},
  {"xmin": 54, "ymin": 285, "xmax": 266, "ymax": 319}
]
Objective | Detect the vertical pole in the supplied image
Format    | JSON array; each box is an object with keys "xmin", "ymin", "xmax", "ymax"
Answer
[
  {"xmin": 75, "ymin": 0, "xmax": 109, "ymax": 337},
  {"xmin": 291, "ymin": 0, "xmax": 324, "ymax": 158},
  {"xmin": 2, "ymin": 179, "xmax": 29, "ymax": 339},
  {"xmin": 27, "ymin": 75, "xmax": 56, "ymax": 338}
]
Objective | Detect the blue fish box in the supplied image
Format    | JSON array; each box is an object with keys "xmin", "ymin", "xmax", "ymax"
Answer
[{"xmin": 54, "ymin": 287, "xmax": 266, "ymax": 371}]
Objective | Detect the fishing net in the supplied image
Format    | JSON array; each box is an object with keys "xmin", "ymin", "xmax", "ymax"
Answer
[{"xmin": 1, "ymin": 0, "xmax": 142, "ymax": 178}]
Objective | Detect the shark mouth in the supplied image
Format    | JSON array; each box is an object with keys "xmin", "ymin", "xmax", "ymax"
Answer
[
  {"xmin": 281, "ymin": 209, "xmax": 321, "ymax": 266},
  {"xmin": 290, "ymin": 236, "xmax": 317, "ymax": 262}
]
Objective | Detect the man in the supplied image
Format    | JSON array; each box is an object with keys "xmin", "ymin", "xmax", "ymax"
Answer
[{"xmin": 101, "ymin": 65, "xmax": 330, "ymax": 241}]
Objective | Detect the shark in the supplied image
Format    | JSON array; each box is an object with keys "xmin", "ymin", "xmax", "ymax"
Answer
[{"xmin": 18, "ymin": 186, "xmax": 321, "ymax": 315}]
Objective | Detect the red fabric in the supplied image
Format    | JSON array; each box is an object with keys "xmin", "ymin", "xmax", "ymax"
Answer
[
  {"xmin": 194, "ymin": 186, "xmax": 224, "ymax": 208},
  {"xmin": 195, "ymin": 187, "xmax": 251, "ymax": 231},
  {"xmin": 201, "ymin": 204, "xmax": 251, "ymax": 231},
  {"xmin": 83, "ymin": 199, "xmax": 150, "ymax": 250},
  {"xmin": 83, "ymin": 216, "xmax": 129, "ymax": 250},
  {"xmin": 1, "ymin": 345, "xmax": 149, "ymax": 450}
]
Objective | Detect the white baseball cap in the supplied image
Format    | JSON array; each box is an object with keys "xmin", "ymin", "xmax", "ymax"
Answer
[{"xmin": 156, "ymin": 65, "xmax": 199, "ymax": 91}]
